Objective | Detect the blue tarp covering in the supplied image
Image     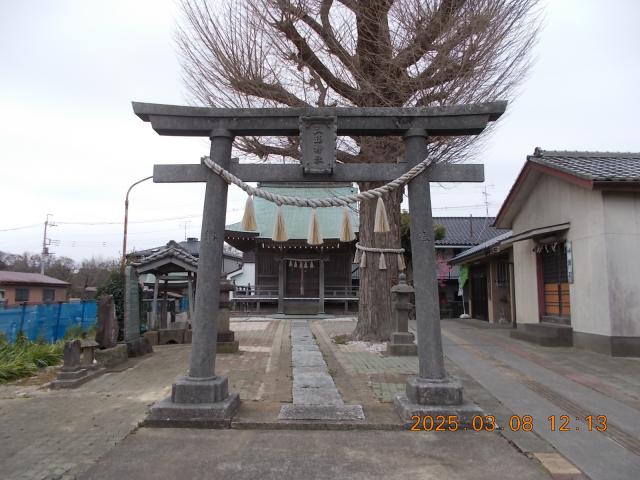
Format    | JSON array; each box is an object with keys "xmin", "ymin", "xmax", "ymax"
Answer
[{"xmin": 0, "ymin": 301, "xmax": 97, "ymax": 344}]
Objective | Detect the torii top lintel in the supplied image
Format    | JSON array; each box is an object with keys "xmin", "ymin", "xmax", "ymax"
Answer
[{"xmin": 132, "ymin": 101, "xmax": 506, "ymax": 137}]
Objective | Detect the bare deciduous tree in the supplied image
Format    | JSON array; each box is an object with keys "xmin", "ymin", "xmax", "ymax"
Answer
[{"xmin": 176, "ymin": 0, "xmax": 541, "ymax": 340}]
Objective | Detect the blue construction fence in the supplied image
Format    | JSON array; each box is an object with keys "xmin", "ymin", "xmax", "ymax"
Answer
[{"xmin": 0, "ymin": 301, "xmax": 97, "ymax": 344}]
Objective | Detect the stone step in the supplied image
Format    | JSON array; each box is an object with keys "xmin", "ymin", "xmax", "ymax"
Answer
[
  {"xmin": 278, "ymin": 404, "xmax": 365, "ymax": 421},
  {"xmin": 510, "ymin": 322, "xmax": 573, "ymax": 347}
]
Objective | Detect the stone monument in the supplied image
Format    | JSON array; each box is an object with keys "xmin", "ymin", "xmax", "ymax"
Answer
[
  {"xmin": 95, "ymin": 295, "xmax": 117, "ymax": 349},
  {"xmin": 51, "ymin": 339, "xmax": 89, "ymax": 389},
  {"xmin": 386, "ymin": 274, "xmax": 417, "ymax": 356},
  {"xmin": 94, "ymin": 294, "xmax": 129, "ymax": 369}
]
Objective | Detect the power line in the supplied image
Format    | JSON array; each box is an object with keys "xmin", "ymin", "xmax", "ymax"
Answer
[
  {"xmin": 0, "ymin": 223, "xmax": 41, "ymax": 232},
  {"xmin": 56, "ymin": 214, "xmax": 203, "ymax": 226}
]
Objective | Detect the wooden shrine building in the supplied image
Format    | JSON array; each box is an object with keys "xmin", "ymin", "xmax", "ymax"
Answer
[{"xmin": 225, "ymin": 182, "xmax": 359, "ymax": 315}]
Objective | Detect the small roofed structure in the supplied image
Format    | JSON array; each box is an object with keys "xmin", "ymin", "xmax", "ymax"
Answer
[
  {"xmin": 225, "ymin": 182, "xmax": 359, "ymax": 315},
  {"xmin": 132, "ymin": 241, "xmax": 198, "ymax": 329}
]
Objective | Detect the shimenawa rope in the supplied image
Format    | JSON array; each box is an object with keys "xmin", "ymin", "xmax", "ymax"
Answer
[{"xmin": 203, "ymin": 155, "xmax": 432, "ymax": 207}]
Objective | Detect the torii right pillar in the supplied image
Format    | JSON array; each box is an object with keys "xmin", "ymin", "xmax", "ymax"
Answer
[{"xmin": 394, "ymin": 129, "xmax": 483, "ymax": 425}]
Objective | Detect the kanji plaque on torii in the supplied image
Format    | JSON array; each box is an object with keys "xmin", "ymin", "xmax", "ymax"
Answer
[{"xmin": 133, "ymin": 101, "xmax": 506, "ymax": 426}]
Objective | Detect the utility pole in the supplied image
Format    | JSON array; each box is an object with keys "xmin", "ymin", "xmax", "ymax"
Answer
[
  {"xmin": 179, "ymin": 221, "xmax": 192, "ymax": 240},
  {"xmin": 481, "ymin": 184, "xmax": 495, "ymax": 217},
  {"xmin": 41, "ymin": 214, "xmax": 56, "ymax": 274}
]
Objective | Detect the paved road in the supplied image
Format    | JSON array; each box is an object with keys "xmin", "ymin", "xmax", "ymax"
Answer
[
  {"xmin": 437, "ymin": 319, "xmax": 640, "ymax": 480},
  {"xmin": 79, "ymin": 428, "xmax": 551, "ymax": 480}
]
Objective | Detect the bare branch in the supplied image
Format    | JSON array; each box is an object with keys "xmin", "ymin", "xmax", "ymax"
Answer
[
  {"xmin": 394, "ymin": 0, "xmax": 466, "ymax": 70},
  {"xmin": 272, "ymin": 16, "xmax": 361, "ymax": 103}
]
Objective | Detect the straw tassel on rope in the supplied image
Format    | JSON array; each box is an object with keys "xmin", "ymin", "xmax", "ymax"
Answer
[
  {"xmin": 340, "ymin": 207, "xmax": 356, "ymax": 242},
  {"xmin": 241, "ymin": 195, "xmax": 258, "ymax": 231},
  {"xmin": 272, "ymin": 205, "xmax": 288, "ymax": 242},
  {"xmin": 307, "ymin": 208, "xmax": 323, "ymax": 245},
  {"xmin": 378, "ymin": 252, "xmax": 386, "ymax": 270},
  {"xmin": 374, "ymin": 197, "xmax": 390, "ymax": 233},
  {"xmin": 397, "ymin": 253, "xmax": 406, "ymax": 271},
  {"xmin": 360, "ymin": 251, "xmax": 367, "ymax": 268}
]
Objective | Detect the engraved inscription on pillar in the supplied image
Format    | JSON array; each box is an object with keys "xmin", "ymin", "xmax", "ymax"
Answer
[
  {"xmin": 299, "ymin": 116, "xmax": 337, "ymax": 174},
  {"xmin": 418, "ymin": 230, "xmax": 431, "ymax": 243}
]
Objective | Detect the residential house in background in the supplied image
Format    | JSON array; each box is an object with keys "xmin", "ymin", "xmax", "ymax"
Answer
[
  {"xmin": 433, "ymin": 217, "xmax": 510, "ymax": 318},
  {"xmin": 453, "ymin": 149, "xmax": 640, "ymax": 357},
  {"xmin": 449, "ymin": 231, "xmax": 514, "ymax": 323},
  {"xmin": 0, "ymin": 271, "xmax": 69, "ymax": 307}
]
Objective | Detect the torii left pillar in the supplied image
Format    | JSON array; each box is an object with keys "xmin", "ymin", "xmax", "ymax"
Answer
[{"xmin": 147, "ymin": 129, "xmax": 240, "ymax": 426}]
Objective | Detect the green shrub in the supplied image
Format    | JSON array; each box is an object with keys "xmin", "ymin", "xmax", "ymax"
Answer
[{"xmin": 0, "ymin": 340, "xmax": 63, "ymax": 383}]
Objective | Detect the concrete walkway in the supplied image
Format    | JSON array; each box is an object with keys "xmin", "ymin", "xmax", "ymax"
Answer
[{"xmin": 437, "ymin": 318, "xmax": 640, "ymax": 480}]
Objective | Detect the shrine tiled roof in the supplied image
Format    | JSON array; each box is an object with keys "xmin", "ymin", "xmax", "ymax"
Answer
[
  {"xmin": 225, "ymin": 183, "xmax": 359, "ymax": 240},
  {"xmin": 529, "ymin": 148, "xmax": 640, "ymax": 182},
  {"xmin": 132, "ymin": 241, "xmax": 198, "ymax": 269}
]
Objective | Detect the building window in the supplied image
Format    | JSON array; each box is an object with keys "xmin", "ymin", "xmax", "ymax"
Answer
[
  {"xmin": 15, "ymin": 288, "xmax": 29, "ymax": 302},
  {"xmin": 496, "ymin": 262, "xmax": 510, "ymax": 286},
  {"xmin": 538, "ymin": 242, "xmax": 571, "ymax": 322},
  {"xmin": 43, "ymin": 288, "xmax": 55, "ymax": 302}
]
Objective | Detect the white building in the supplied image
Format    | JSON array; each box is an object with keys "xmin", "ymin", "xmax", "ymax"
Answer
[{"xmin": 454, "ymin": 149, "xmax": 640, "ymax": 357}]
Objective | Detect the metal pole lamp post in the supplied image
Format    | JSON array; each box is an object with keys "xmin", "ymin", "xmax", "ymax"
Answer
[{"xmin": 121, "ymin": 176, "xmax": 152, "ymax": 272}]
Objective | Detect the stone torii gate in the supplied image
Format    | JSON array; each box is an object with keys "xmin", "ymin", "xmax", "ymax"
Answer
[{"xmin": 134, "ymin": 102, "xmax": 506, "ymax": 426}]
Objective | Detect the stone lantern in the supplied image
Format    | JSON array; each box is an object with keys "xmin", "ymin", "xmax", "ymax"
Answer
[
  {"xmin": 387, "ymin": 273, "xmax": 417, "ymax": 356},
  {"xmin": 217, "ymin": 280, "xmax": 239, "ymax": 353}
]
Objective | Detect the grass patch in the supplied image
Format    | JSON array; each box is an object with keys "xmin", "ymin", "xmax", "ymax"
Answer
[
  {"xmin": 332, "ymin": 334, "xmax": 351, "ymax": 345},
  {"xmin": 0, "ymin": 325, "xmax": 96, "ymax": 384},
  {"xmin": 0, "ymin": 335, "xmax": 64, "ymax": 384}
]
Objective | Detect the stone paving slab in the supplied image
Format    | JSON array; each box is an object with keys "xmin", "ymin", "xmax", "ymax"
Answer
[
  {"xmin": 280, "ymin": 320, "xmax": 363, "ymax": 421},
  {"xmin": 279, "ymin": 404, "xmax": 365, "ymax": 421}
]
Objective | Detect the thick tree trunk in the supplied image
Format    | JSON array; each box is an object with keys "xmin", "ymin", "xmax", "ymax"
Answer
[{"xmin": 353, "ymin": 184, "xmax": 403, "ymax": 341}]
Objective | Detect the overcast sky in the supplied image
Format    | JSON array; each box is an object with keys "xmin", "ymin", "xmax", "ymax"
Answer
[{"xmin": 1, "ymin": 0, "xmax": 639, "ymax": 263}]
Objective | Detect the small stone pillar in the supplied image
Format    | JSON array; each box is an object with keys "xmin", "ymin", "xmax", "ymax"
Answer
[
  {"xmin": 51, "ymin": 339, "xmax": 88, "ymax": 389},
  {"xmin": 386, "ymin": 274, "xmax": 417, "ymax": 356},
  {"xmin": 124, "ymin": 266, "xmax": 141, "ymax": 344},
  {"xmin": 123, "ymin": 266, "xmax": 153, "ymax": 357},
  {"xmin": 217, "ymin": 280, "xmax": 239, "ymax": 353},
  {"xmin": 80, "ymin": 338, "xmax": 100, "ymax": 370}
]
